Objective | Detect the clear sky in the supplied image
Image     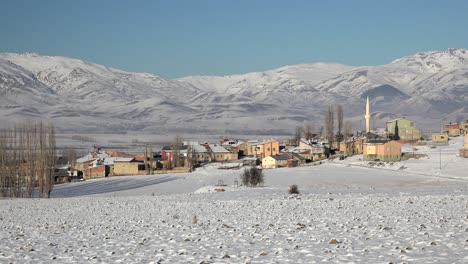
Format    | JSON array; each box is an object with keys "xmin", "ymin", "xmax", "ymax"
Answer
[{"xmin": 2, "ymin": 0, "xmax": 467, "ymax": 78}]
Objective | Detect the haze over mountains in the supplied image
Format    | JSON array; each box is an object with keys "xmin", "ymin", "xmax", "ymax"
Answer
[{"xmin": 1, "ymin": 48, "xmax": 467, "ymax": 135}]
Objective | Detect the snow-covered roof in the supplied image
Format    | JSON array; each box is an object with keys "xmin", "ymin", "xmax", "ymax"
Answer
[
  {"xmin": 103, "ymin": 157, "xmax": 119, "ymax": 165},
  {"xmin": 192, "ymin": 144, "xmax": 208, "ymax": 153},
  {"xmin": 289, "ymin": 153, "xmax": 306, "ymax": 160},
  {"xmin": 284, "ymin": 147, "xmax": 310, "ymax": 153},
  {"xmin": 96, "ymin": 151, "xmax": 110, "ymax": 159},
  {"xmin": 208, "ymin": 144, "xmax": 230, "ymax": 153},
  {"xmin": 365, "ymin": 140, "xmax": 390, "ymax": 145},
  {"xmin": 268, "ymin": 154, "xmax": 290, "ymax": 161},
  {"xmin": 76, "ymin": 154, "xmax": 96, "ymax": 163},
  {"xmin": 253, "ymin": 140, "xmax": 278, "ymax": 145},
  {"xmin": 114, "ymin": 157, "xmax": 135, "ymax": 162},
  {"xmin": 231, "ymin": 141, "xmax": 245, "ymax": 147}
]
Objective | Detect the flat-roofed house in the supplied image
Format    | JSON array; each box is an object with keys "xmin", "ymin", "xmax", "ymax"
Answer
[
  {"xmin": 363, "ymin": 140, "xmax": 402, "ymax": 162},
  {"xmin": 113, "ymin": 158, "xmax": 146, "ymax": 176},
  {"xmin": 250, "ymin": 140, "xmax": 280, "ymax": 159}
]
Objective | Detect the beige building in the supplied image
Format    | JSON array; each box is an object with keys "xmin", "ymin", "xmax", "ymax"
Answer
[
  {"xmin": 250, "ymin": 140, "xmax": 280, "ymax": 159},
  {"xmin": 339, "ymin": 138, "xmax": 365, "ymax": 156},
  {"xmin": 432, "ymin": 134, "xmax": 449, "ymax": 143},
  {"xmin": 208, "ymin": 144, "xmax": 238, "ymax": 161},
  {"xmin": 113, "ymin": 158, "xmax": 146, "ymax": 176},
  {"xmin": 236, "ymin": 140, "xmax": 260, "ymax": 156},
  {"xmin": 262, "ymin": 155, "xmax": 289, "ymax": 169},
  {"xmin": 363, "ymin": 140, "xmax": 402, "ymax": 161},
  {"xmin": 461, "ymin": 121, "xmax": 468, "ymax": 133}
]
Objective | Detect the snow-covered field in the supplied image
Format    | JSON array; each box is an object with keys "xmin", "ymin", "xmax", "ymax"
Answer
[{"xmin": 1, "ymin": 137, "xmax": 467, "ymax": 263}]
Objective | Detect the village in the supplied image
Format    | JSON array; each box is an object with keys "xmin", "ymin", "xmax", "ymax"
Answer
[{"xmin": 65, "ymin": 97, "xmax": 468, "ymax": 182}]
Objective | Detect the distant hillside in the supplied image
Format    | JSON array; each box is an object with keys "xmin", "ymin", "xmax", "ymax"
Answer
[{"xmin": 1, "ymin": 49, "xmax": 467, "ymax": 134}]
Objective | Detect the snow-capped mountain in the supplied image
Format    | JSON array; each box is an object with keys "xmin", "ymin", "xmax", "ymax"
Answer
[{"xmin": 0, "ymin": 49, "xmax": 467, "ymax": 134}]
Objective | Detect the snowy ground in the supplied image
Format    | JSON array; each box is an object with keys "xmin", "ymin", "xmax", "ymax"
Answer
[{"xmin": 1, "ymin": 137, "xmax": 467, "ymax": 263}]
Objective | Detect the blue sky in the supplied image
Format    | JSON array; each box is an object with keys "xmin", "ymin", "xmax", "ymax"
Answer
[{"xmin": 2, "ymin": 0, "xmax": 467, "ymax": 78}]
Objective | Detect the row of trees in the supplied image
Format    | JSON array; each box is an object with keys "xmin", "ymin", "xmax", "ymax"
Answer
[
  {"xmin": 293, "ymin": 105, "xmax": 353, "ymax": 146},
  {"xmin": 0, "ymin": 122, "xmax": 57, "ymax": 198}
]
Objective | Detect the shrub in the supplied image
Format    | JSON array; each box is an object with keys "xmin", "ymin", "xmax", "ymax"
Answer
[
  {"xmin": 289, "ymin": 184, "xmax": 300, "ymax": 194},
  {"xmin": 240, "ymin": 167, "xmax": 264, "ymax": 187}
]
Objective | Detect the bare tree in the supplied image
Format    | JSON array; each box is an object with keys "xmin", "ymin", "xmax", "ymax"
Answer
[
  {"xmin": 172, "ymin": 136, "xmax": 184, "ymax": 168},
  {"xmin": 336, "ymin": 105, "xmax": 344, "ymax": 143},
  {"xmin": 0, "ymin": 121, "xmax": 57, "ymax": 198},
  {"xmin": 303, "ymin": 122, "xmax": 315, "ymax": 141},
  {"xmin": 45, "ymin": 122, "xmax": 56, "ymax": 198},
  {"xmin": 293, "ymin": 126, "xmax": 302, "ymax": 146},
  {"xmin": 344, "ymin": 121, "xmax": 353, "ymax": 138},
  {"xmin": 186, "ymin": 145, "xmax": 197, "ymax": 171},
  {"xmin": 325, "ymin": 105, "xmax": 334, "ymax": 148}
]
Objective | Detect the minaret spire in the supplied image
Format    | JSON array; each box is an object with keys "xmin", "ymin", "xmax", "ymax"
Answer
[{"xmin": 365, "ymin": 96, "xmax": 370, "ymax": 132}]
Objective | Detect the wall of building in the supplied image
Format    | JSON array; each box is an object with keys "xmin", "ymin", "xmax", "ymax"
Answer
[
  {"xmin": 195, "ymin": 152, "xmax": 210, "ymax": 162},
  {"xmin": 465, "ymin": 134, "xmax": 468, "ymax": 149},
  {"xmin": 83, "ymin": 165, "xmax": 107, "ymax": 179},
  {"xmin": 448, "ymin": 128, "xmax": 461, "ymax": 137},
  {"xmin": 461, "ymin": 122, "xmax": 468, "ymax": 133},
  {"xmin": 114, "ymin": 162, "xmax": 144, "ymax": 176},
  {"xmin": 363, "ymin": 141, "xmax": 401, "ymax": 161},
  {"xmin": 432, "ymin": 134, "xmax": 448, "ymax": 143},
  {"xmin": 340, "ymin": 140, "xmax": 362, "ymax": 155},
  {"xmin": 386, "ymin": 119, "xmax": 421, "ymax": 140},
  {"xmin": 210, "ymin": 152, "xmax": 238, "ymax": 162},
  {"xmin": 459, "ymin": 149, "xmax": 468, "ymax": 158},
  {"xmin": 252, "ymin": 141, "xmax": 280, "ymax": 159},
  {"xmin": 76, "ymin": 162, "xmax": 92, "ymax": 172},
  {"xmin": 236, "ymin": 142, "xmax": 254, "ymax": 156},
  {"xmin": 261, "ymin": 156, "xmax": 288, "ymax": 169}
]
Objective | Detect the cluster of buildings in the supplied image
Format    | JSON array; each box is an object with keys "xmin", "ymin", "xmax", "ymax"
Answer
[
  {"xmin": 70, "ymin": 138, "xmax": 330, "ymax": 179},
  {"xmin": 338, "ymin": 97, "xmax": 407, "ymax": 162},
  {"xmin": 64, "ymin": 97, "xmax": 467, "ymax": 180}
]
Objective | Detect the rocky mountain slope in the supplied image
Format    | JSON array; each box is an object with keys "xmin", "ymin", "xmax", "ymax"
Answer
[{"xmin": 1, "ymin": 49, "xmax": 467, "ymax": 134}]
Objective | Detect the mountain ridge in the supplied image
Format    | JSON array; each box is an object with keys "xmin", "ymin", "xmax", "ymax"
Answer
[{"xmin": 1, "ymin": 49, "xmax": 467, "ymax": 134}]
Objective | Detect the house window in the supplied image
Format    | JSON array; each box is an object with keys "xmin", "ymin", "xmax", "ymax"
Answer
[
  {"xmin": 267, "ymin": 148, "xmax": 270, "ymax": 151},
  {"xmin": 273, "ymin": 148, "xmax": 276, "ymax": 151}
]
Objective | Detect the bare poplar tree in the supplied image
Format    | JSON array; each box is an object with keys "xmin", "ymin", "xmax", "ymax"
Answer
[
  {"xmin": 45, "ymin": 122, "xmax": 56, "ymax": 198},
  {"xmin": 325, "ymin": 105, "xmax": 334, "ymax": 148},
  {"xmin": 294, "ymin": 126, "xmax": 302, "ymax": 146},
  {"xmin": 336, "ymin": 105, "xmax": 344, "ymax": 143},
  {"xmin": 0, "ymin": 121, "xmax": 57, "ymax": 198},
  {"xmin": 148, "ymin": 145, "xmax": 154, "ymax": 174},
  {"xmin": 344, "ymin": 121, "xmax": 353, "ymax": 138},
  {"xmin": 172, "ymin": 136, "xmax": 183, "ymax": 168},
  {"xmin": 26, "ymin": 123, "xmax": 37, "ymax": 197}
]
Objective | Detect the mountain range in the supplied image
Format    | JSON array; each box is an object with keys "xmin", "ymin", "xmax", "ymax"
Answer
[{"xmin": 1, "ymin": 48, "xmax": 467, "ymax": 135}]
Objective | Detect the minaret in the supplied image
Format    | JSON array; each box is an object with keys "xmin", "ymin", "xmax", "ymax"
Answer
[{"xmin": 365, "ymin": 96, "xmax": 370, "ymax": 132}]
